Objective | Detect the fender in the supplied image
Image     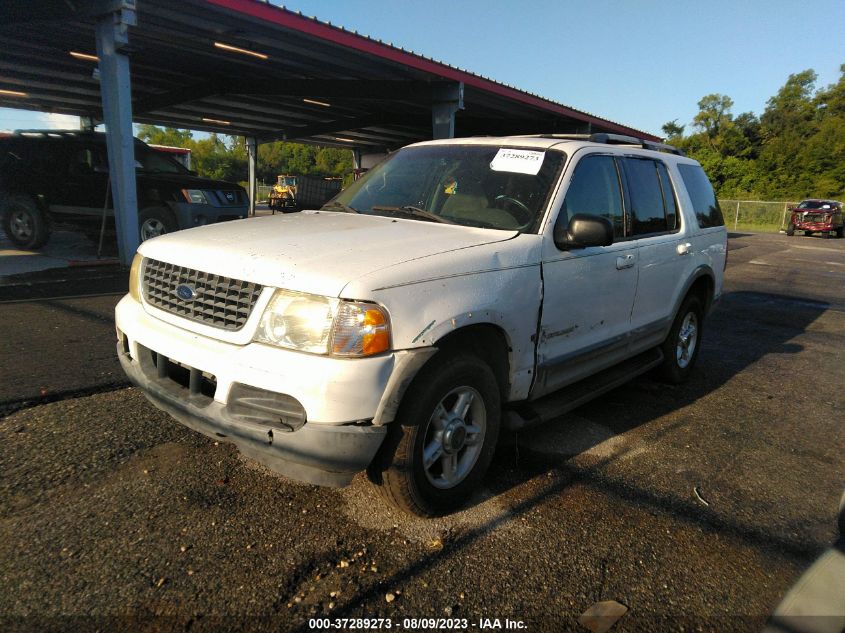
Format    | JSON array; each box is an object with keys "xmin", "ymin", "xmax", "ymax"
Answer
[{"xmin": 673, "ymin": 264, "xmax": 716, "ymax": 318}]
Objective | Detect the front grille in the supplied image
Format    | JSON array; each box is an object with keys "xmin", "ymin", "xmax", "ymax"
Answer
[
  {"xmin": 142, "ymin": 258, "xmax": 263, "ymax": 331},
  {"xmin": 213, "ymin": 190, "xmax": 246, "ymax": 206},
  {"xmin": 802, "ymin": 213, "xmax": 829, "ymax": 223}
]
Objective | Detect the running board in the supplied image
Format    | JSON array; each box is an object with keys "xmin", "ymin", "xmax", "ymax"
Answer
[{"xmin": 504, "ymin": 347, "xmax": 664, "ymax": 431}]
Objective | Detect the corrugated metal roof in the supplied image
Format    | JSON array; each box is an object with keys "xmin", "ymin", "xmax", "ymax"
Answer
[{"xmin": 0, "ymin": 0, "xmax": 660, "ymax": 147}]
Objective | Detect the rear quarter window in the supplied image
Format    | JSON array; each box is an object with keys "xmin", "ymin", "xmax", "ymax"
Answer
[{"xmin": 678, "ymin": 164, "xmax": 724, "ymax": 228}]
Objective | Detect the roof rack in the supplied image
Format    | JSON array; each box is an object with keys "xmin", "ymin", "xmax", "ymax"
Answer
[
  {"xmin": 588, "ymin": 133, "xmax": 685, "ymax": 156},
  {"xmin": 516, "ymin": 132, "xmax": 685, "ymax": 156}
]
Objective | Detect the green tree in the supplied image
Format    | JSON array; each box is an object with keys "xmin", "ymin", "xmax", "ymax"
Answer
[
  {"xmin": 693, "ymin": 94, "xmax": 734, "ymax": 139},
  {"xmin": 135, "ymin": 125, "xmax": 353, "ymax": 184},
  {"xmin": 661, "ymin": 120, "xmax": 684, "ymax": 139}
]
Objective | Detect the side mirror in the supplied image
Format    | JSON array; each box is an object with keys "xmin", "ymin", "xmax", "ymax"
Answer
[
  {"xmin": 554, "ymin": 213, "xmax": 614, "ymax": 250},
  {"xmin": 787, "ymin": 205, "xmax": 795, "ymax": 212}
]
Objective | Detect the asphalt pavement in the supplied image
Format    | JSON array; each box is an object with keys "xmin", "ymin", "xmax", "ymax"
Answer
[{"xmin": 1, "ymin": 231, "xmax": 844, "ymax": 632}]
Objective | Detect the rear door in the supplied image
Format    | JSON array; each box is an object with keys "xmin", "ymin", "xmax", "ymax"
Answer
[
  {"xmin": 623, "ymin": 157, "xmax": 692, "ymax": 351},
  {"xmin": 54, "ymin": 140, "xmax": 111, "ymax": 220},
  {"xmin": 535, "ymin": 153, "xmax": 639, "ymax": 397}
]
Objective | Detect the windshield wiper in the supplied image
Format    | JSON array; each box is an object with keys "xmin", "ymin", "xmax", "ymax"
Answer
[
  {"xmin": 321, "ymin": 201, "xmax": 359, "ymax": 214},
  {"xmin": 371, "ymin": 205, "xmax": 455, "ymax": 224}
]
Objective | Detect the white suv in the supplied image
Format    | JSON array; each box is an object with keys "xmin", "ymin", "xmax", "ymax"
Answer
[{"xmin": 116, "ymin": 134, "xmax": 727, "ymax": 516}]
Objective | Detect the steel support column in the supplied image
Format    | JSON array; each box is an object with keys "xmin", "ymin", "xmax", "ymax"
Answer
[
  {"xmin": 95, "ymin": 3, "xmax": 138, "ymax": 266},
  {"xmin": 246, "ymin": 136, "xmax": 257, "ymax": 217},
  {"xmin": 431, "ymin": 82, "xmax": 464, "ymax": 139},
  {"xmin": 352, "ymin": 148, "xmax": 362, "ymax": 170}
]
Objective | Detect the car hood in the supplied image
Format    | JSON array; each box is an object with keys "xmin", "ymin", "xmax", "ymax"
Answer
[
  {"xmin": 138, "ymin": 211, "xmax": 519, "ymax": 297},
  {"xmin": 136, "ymin": 171, "xmax": 244, "ymax": 191}
]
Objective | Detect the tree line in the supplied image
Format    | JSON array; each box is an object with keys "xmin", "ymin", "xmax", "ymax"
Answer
[
  {"xmin": 663, "ymin": 64, "xmax": 845, "ymax": 201},
  {"xmin": 136, "ymin": 125, "xmax": 354, "ymax": 186}
]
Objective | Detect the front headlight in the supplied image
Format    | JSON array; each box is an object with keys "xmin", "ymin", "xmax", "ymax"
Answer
[
  {"xmin": 254, "ymin": 290, "xmax": 391, "ymax": 357},
  {"xmin": 255, "ymin": 290, "xmax": 338, "ymax": 354},
  {"xmin": 129, "ymin": 253, "xmax": 143, "ymax": 301},
  {"xmin": 182, "ymin": 189, "xmax": 209, "ymax": 204}
]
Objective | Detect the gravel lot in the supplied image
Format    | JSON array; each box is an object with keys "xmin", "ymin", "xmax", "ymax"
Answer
[{"xmin": 1, "ymin": 231, "xmax": 843, "ymax": 632}]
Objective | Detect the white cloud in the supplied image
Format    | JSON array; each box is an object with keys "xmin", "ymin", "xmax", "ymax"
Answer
[{"xmin": 36, "ymin": 112, "xmax": 80, "ymax": 129}]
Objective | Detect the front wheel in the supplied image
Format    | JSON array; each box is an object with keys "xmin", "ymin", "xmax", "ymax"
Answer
[
  {"xmin": 658, "ymin": 294, "xmax": 704, "ymax": 384},
  {"xmin": 786, "ymin": 223, "xmax": 795, "ymax": 236},
  {"xmin": 139, "ymin": 207, "xmax": 177, "ymax": 242},
  {"xmin": 2, "ymin": 195, "xmax": 50, "ymax": 249},
  {"xmin": 367, "ymin": 352, "xmax": 501, "ymax": 517}
]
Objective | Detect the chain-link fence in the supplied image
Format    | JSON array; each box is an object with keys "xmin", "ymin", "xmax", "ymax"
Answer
[
  {"xmin": 256, "ymin": 184, "xmax": 273, "ymax": 202},
  {"xmin": 719, "ymin": 199, "xmax": 797, "ymax": 233}
]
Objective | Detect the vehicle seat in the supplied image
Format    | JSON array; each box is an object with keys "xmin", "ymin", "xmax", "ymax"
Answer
[{"xmin": 440, "ymin": 179, "xmax": 520, "ymax": 229}]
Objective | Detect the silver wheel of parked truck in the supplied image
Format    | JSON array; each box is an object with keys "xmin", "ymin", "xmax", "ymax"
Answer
[{"xmin": 2, "ymin": 194, "xmax": 50, "ymax": 249}]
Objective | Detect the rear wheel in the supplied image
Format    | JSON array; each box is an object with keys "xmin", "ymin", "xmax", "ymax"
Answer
[
  {"xmin": 804, "ymin": 230, "xmax": 814, "ymax": 236},
  {"xmin": 2, "ymin": 194, "xmax": 50, "ymax": 249},
  {"xmin": 139, "ymin": 207, "xmax": 177, "ymax": 242},
  {"xmin": 658, "ymin": 294, "xmax": 704, "ymax": 384},
  {"xmin": 836, "ymin": 226, "xmax": 844, "ymax": 238},
  {"xmin": 367, "ymin": 352, "xmax": 500, "ymax": 517}
]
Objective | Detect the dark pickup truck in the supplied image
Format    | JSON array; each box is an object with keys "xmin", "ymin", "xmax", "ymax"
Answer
[{"xmin": 0, "ymin": 130, "xmax": 248, "ymax": 249}]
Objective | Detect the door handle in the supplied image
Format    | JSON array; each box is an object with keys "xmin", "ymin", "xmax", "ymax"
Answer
[
  {"xmin": 616, "ymin": 254, "xmax": 635, "ymax": 270},
  {"xmin": 677, "ymin": 242, "xmax": 692, "ymax": 256}
]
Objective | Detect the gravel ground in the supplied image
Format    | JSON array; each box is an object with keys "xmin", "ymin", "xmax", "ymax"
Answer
[{"xmin": 1, "ymin": 232, "xmax": 843, "ymax": 632}]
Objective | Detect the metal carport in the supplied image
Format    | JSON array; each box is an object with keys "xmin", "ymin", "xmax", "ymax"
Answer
[{"xmin": 1, "ymin": 0, "xmax": 659, "ymax": 265}]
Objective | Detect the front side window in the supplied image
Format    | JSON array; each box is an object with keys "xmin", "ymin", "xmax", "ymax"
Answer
[
  {"xmin": 678, "ymin": 163, "xmax": 724, "ymax": 228},
  {"xmin": 133, "ymin": 143, "xmax": 189, "ymax": 174},
  {"xmin": 560, "ymin": 154, "xmax": 624, "ymax": 238},
  {"xmin": 325, "ymin": 145, "xmax": 565, "ymax": 232}
]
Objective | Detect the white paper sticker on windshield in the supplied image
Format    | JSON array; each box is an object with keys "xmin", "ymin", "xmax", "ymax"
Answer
[{"xmin": 490, "ymin": 149, "xmax": 545, "ymax": 175}]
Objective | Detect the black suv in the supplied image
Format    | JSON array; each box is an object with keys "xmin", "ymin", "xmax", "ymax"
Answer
[{"xmin": 0, "ymin": 130, "xmax": 248, "ymax": 249}]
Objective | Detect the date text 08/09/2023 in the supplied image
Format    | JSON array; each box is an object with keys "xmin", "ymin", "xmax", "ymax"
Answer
[{"xmin": 307, "ymin": 617, "xmax": 528, "ymax": 630}]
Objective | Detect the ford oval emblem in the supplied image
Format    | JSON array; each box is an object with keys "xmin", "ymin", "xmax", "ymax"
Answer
[{"xmin": 176, "ymin": 284, "xmax": 197, "ymax": 301}]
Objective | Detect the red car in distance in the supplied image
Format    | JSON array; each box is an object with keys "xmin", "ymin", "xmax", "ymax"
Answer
[{"xmin": 786, "ymin": 199, "xmax": 844, "ymax": 238}]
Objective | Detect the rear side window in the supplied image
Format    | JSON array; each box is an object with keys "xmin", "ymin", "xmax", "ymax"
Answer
[
  {"xmin": 678, "ymin": 164, "xmax": 724, "ymax": 228},
  {"xmin": 561, "ymin": 155, "xmax": 624, "ymax": 238},
  {"xmin": 655, "ymin": 162, "xmax": 678, "ymax": 230},
  {"xmin": 623, "ymin": 158, "xmax": 669, "ymax": 235}
]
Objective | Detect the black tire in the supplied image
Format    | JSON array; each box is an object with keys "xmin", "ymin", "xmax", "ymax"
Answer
[
  {"xmin": 367, "ymin": 352, "xmax": 501, "ymax": 517},
  {"xmin": 2, "ymin": 194, "xmax": 50, "ymax": 249},
  {"xmin": 785, "ymin": 223, "xmax": 795, "ymax": 236},
  {"xmin": 658, "ymin": 294, "xmax": 704, "ymax": 384},
  {"xmin": 139, "ymin": 207, "xmax": 177, "ymax": 242},
  {"xmin": 822, "ymin": 230, "xmax": 831, "ymax": 239},
  {"xmin": 836, "ymin": 226, "xmax": 844, "ymax": 238},
  {"xmin": 804, "ymin": 230, "xmax": 814, "ymax": 236}
]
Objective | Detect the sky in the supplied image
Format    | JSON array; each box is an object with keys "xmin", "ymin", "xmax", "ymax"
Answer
[{"xmin": 2, "ymin": 0, "xmax": 843, "ymax": 138}]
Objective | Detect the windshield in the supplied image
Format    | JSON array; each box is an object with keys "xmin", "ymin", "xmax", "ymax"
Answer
[
  {"xmin": 324, "ymin": 145, "xmax": 565, "ymax": 232},
  {"xmin": 134, "ymin": 144, "xmax": 189, "ymax": 174},
  {"xmin": 797, "ymin": 200, "xmax": 831, "ymax": 210}
]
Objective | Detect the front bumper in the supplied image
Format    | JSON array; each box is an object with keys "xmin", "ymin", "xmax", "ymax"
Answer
[
  {"xmin": 118, "ymin": 342, "xmax": 386, "ymax": 486},
  {"xmin": 794, "ymin": 222, "xmax": 834, "ymax": 231},
  {"xmin": 115, "ymin": 295, "xmax": 434, "ymax": 486}
]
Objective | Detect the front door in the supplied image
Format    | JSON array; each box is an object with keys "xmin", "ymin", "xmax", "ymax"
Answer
[{"xmin": 535, "ymin": 153, "xmax": 638, "ymax": 398}]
